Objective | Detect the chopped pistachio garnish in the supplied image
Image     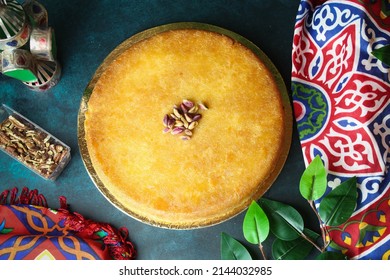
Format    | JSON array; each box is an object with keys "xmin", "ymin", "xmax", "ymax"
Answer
[{"xmin": 163, "ymin": 99, "xmax": 208, "ymax": 140}]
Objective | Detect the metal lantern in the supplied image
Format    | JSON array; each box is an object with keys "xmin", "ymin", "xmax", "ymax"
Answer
[
  {"xmin": 0, "ymin": 0, "xmax": 60, "ymax": 92},
  {"xmin": 0, "ymin": 0, "xmax": 30, "ymax": 50}
]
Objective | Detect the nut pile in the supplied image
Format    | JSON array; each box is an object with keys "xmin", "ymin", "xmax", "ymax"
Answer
[
  {"xmin": 163, "ymin": 99, "xmax": 208, "ymax": 140},
  {"xmin": 0, "ymin": 114, "xmax": 70, "ymax": 179}
]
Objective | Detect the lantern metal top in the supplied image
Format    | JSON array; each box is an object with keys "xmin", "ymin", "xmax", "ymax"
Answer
[{"xmin": 0, "ymin": 0, "xmax": 26, "ymax": 40}]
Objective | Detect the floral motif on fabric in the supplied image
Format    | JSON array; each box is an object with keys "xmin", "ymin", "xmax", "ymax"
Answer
[{"xmin": 292, "ymin": 0, "xmax": 390, "ymax": 259}]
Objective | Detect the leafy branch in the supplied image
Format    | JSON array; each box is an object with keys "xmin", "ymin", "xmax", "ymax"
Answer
[{"xmin": 221, "ymin": 155, "xmax": 357, "ymax": 260}]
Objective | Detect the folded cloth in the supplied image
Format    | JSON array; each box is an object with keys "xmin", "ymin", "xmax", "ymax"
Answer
[
  {"xmin": 0, "ymin": 187, "xmax": 136, "ymax": 260},
  {"xmin": 292, "ymin": 0, "xmax": 390, "ymax": 259}
]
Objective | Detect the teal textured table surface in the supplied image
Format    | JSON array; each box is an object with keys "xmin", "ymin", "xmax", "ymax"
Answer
[{"xmin": 0, "ymin": 0, "xmax": 308, "ymax": 259}]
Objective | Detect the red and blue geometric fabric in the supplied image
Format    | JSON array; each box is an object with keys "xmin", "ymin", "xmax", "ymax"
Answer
[
  {"xmin": 292, "ymin": 0, "xmax": 390, "ymax": 259},
  {"xmin": 0, "ymin": 187, "xmax": 136, "ymax": 260}
]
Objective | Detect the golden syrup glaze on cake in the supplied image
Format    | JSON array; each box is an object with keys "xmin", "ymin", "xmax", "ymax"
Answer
[{"xmin": 79, "ymin": 23, "xmax": 292, "ymax": 228}]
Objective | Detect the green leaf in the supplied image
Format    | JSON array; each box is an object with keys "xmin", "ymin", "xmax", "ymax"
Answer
[
  {"xmin": 243, "ymin": 201, "xmax": 269, "ymax": 244},
  {"xmin": 319, "ymin": 176, "xmax": 357, "ymax": 226},
  {"xmin": 316, "ymin": 251, "xmax": 347, "ymax": 260},
  {"xmin": 299, "ymin": 155, "xmax": 327, "ymax": 201},
  {"xmin": 372, "ymin": 45, "xmax": 390, "ymax": 66},
  {"xmin": 259, "ymin": 198, "xmax": 304, "ymax": 241},
  {"xmin": 220, "ymin": 232, "xmax": 252, "ymax": 260},
  {"xmin": 272, "ymin": 228, "xmax": 319, "ymax": 260}
]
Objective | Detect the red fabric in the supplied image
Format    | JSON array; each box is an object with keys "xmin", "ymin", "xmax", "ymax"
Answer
[
  {"xmin": 0, "ymin": 187, "xmax": 136, "ymax": 260},
  {"xmin": 292, "ymin": 0, "xmax": 390, "ymax": 259}
]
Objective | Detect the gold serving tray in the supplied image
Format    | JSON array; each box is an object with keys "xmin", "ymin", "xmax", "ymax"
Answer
[{"xmin": 78, "ymin": 22, "xmax": 293, "ymax": 229}]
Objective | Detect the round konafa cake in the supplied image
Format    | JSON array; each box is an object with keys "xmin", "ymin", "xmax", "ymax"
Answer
[{"xmin": 82, "ymin": 24, "xmax": 291, "ymax": 228}]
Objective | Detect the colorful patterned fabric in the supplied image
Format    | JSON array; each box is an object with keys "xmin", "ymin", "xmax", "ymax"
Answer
[
  {"xmin": 0, "ymin": 187, "xmax": 136, "ymax": 260},
  {"xmin": 292, "ymin": 0, "xmax": 390, "ymax": 259}
]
